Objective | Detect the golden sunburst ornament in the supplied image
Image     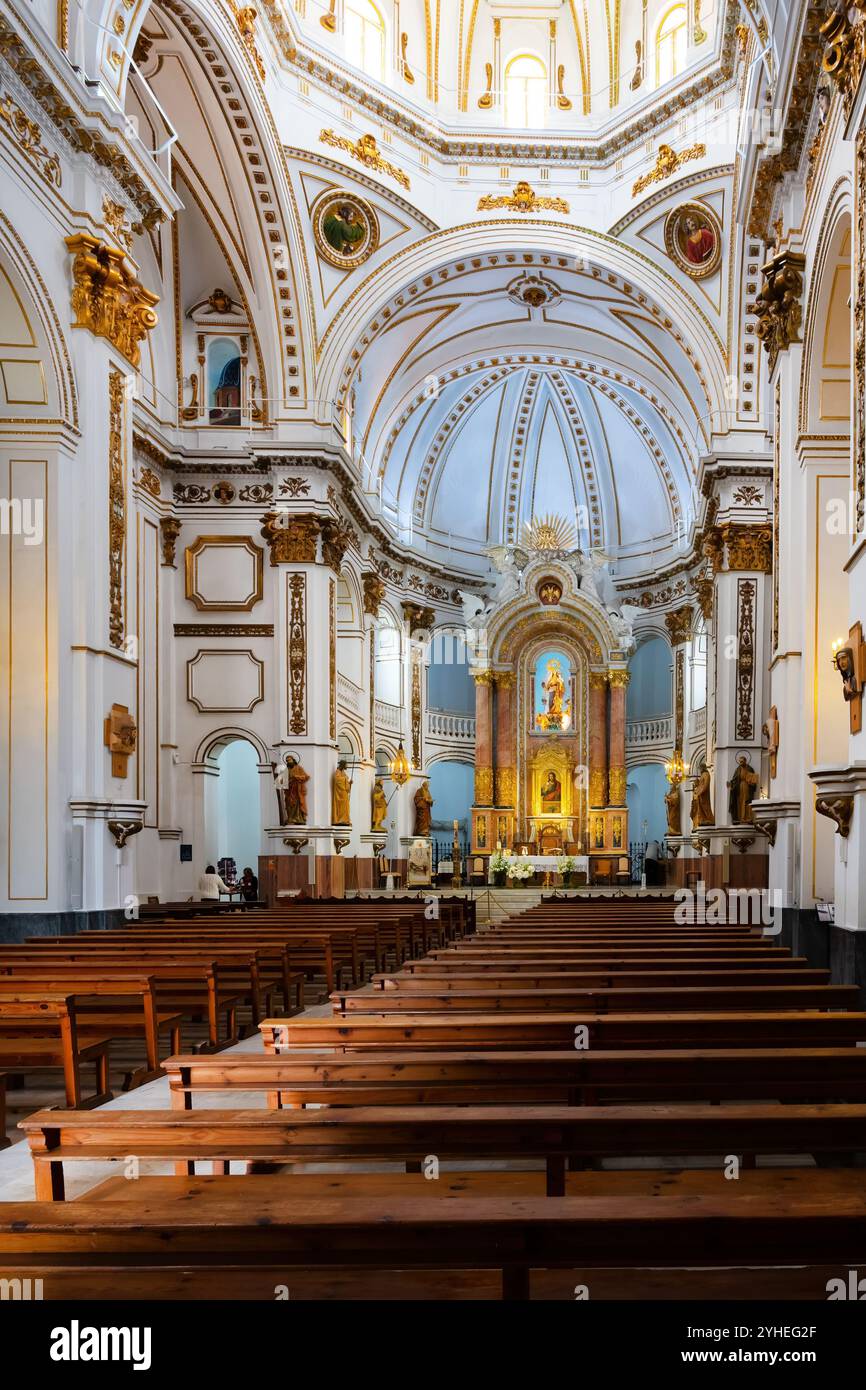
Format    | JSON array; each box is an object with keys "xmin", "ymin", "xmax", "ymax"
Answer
[{"xmin": 521, "ymin": 513, "xmax": 577, "ymax": 552}]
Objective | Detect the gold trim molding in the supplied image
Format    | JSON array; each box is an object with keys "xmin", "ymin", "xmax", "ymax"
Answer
[
  {"xmin": 477, "ymin": 182, "xmax": 570, "ymax": 215},
  {"xmin": 632, "ymin": 143, "xmax": 706, "ymax": 198},
  {"xmin": 319, "ymin": 129, "xmax": 410, "ymax": 189},
  {"xmin": 184, "ymin": 535, "xmax": 264, "ymax": 612}
]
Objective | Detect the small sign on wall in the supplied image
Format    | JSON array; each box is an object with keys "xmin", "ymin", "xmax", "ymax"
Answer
[{"xmin": 180, "ymin": 843, "xmax": 193, "ymax": 862}]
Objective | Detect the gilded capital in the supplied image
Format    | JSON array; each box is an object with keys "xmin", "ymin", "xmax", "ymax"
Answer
[
  {"xmin": 493, "ymin": 670, "xmax": 516, "ymax": 688},
  {"xmin": 589, "ymin": 670, "xmax": 608, "ymax": 690},
  {"xmin": 473, "ymin": 669, "xmax": 495, "ymax": 686},
  {"xmin": 722, "ymin": 523, "xmax": 773, "ymax": 573},
  {"xmin": 402, "ymin": 601, "xmax": 436, "ymax": 635},
  {"xmin": 664, "ymin": 604, "xmax": 693, "ymax": 647},
  {"xmin": 362, "ymin": 571, "xmax": 386, "ymax": 617},
  {"xmin": 66, "ymin": 233, "xmax": 158, "ymax": 369},
  {"xmin": 260, "ymin": 511, "xmax": 319, "ymax": 564},
  {"xmin": 754, "ymin": 249, "xmax": 806, "ymax": 375},
  {"xmin": 607, "ymin": 669, "xmax": 631, "ymax": 688}
]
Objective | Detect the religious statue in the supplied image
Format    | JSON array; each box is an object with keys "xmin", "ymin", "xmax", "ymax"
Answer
[
  {"xmin": 414, "ymin": 780, "xmax": 433, "ymax": 836},
  {"xmin": 407, "ymin": 838, "xmax": 432, "ymax": 886},
  {"xmin": 371, "ymin": 778, "xmax": 388, "ymax": 831},
  {"xmin": 536, "ymin": 659, "xmax": 571, "ymax": 731},
  {"xmin": 728, "ymin": 755, "xmax": 759, "ymax": 824},
  {"xmin": 762, "ymin": 706, "xmax": 779, "ymax": 780},
  {"xmin": 690, "ymin": 763, "xmax": 714, "ymax": 828},
  {"xmin": 664, "ymin": 782, "xmax": 682, "ymax": 836},
  {"xmin": 540, "ymin": 769, "xmax": 562, "ymax": 813},
  {"xmin": 273, "ymin": 754, "xmax": 310, "ymax": 826},
  {"xmin": 331, "ymin": 759, "xmax": 352, "ymax": 826}
]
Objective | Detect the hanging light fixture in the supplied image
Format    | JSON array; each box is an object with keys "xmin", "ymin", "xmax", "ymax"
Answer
[
  {"xmin": 664, "ymin": 749, "xmax": 685, "ymax": 785},
  {"xmin": 390, "ymin": 740, "xmax": 411, "ymax": 786}
]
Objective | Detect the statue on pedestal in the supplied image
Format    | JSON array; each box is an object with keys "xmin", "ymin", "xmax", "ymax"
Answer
[
  {"xmin": 728, "ymin": 755, "xmax": 759, "ymax": 824},
  {"xmin": 690, "ymin": 763, "xmax": 714, "ymax": 828},
  {"xmin": 331, "ymin": 759, "xmax": 352, "ymax": 826},
  {"xmin": 664, "ymin": 782, "xmax": 682, "ymax": 836},
  {"xmin": 371, "ymin": 778, "xmax": 388, "ymax": 831},
  {"xmin": 414, "ymin": 780, "xmax": 433, "ymax": 835},
  {"xmin": 273, "ymin": 754, "xmax": 310, "ymax": 826}
]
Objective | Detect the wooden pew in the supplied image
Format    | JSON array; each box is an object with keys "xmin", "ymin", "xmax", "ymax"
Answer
[
  {"xmin": 263, "ymin": 1010, "xmax": 866, "ymax": 1052},
  {"xmin": 410, "ymin": 952, "xmax": 805, "ymax": 972},
  {"xmin": 332, "ymin": 983, "xmax": 860, "ymax": 1014},
  {"xmin": 19, "ymin": 1102, "xmax": 866, "ymax": 1201},
  {"xmin": 0, "ymin": 997, "xmax": 112, "ymax": 1107},
  {"xmin": 0, "ymin": 1071, "xmax": 6, "ymax": 1150},
  {"xmin": 2, "ymin": 1190, "xmax": 865, "ymax": 1300},
  {"xmin": 161, "ymin": 1046, "xmax": 866, "ymax": 1110},
  {"xmin": 373, "ymin": 967, "xmax": 831, "ymax": 989},
  {"xmin": 0, "ymin": 975, "xmax": 179, "ymax": 1086},
  {"xmin": 1, "ymin": 952, "xmax": 242, "ymax": 1050}
]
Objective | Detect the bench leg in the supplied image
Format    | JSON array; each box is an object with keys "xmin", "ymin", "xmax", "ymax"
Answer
[
  {"xmin": 502, "ymin": 1267, "xmax": 530, "ymax": 1301},
  {"xmin": 545, "ymin": 1156, "xmax": 566, "ymax": 1196},
  {"xmin": 33, "ymin": 1157, "xmax": 65, "ymax": 1202}
]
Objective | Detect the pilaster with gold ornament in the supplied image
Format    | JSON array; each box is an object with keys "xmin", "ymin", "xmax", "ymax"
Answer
[
  {"xmin": 472, "ymin": 670, "xmax": 495, "ymax": 809},
  {"xmin": 493, "ymin": 670, "xmax": 517, "ymax": 808},
  {"xmin": 606, "ymin": 669, "xmax": 630, "ymax": 808},
  {"xmin": 588, "ymin": 670, "xmax": 608, "ymax": 809}
]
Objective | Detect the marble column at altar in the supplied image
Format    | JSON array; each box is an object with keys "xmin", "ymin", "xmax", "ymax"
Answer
[
  {"xmin": 473, "ymin": 670, "xmax": 494, "ymax": 805},
  {"xmin": 588, "ymin": 671, "xmax": 608, "ymax": 811},
  {"xmin": 493, "ymin": 671, "xmax": 516, "ymax": 815},
  {"xmin": 471, "ymin": 669, "xmax": 495, "ymax": 852},
  {"xmin": 607, "ymin": 669, "xmax": 629, "ymax": 810}
]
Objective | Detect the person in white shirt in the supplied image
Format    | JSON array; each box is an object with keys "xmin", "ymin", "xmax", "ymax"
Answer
[{"xmin": 198, "ymin": 864, "xmax": 230, "ymax": 900}]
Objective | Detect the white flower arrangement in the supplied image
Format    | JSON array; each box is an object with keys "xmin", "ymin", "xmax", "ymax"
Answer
[
  {"xmin": 557, "ymin": 856, "xmax": 576, "ymax": 875},
  {"xmin": 506, "ymin": 858, "xmax": 535, "ymax": 882},
  {"xmin": 490, "ymin": 848, "xmax": 512, "ymax": 874}
]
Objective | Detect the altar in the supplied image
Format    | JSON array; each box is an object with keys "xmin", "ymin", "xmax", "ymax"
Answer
[
  {"xmin": 491, "ymin": 854, "xmax": 589, "ymax": 884},
  {"xmin": 466, "ymin": 528, "xmax": 634, "ymax": 871}
]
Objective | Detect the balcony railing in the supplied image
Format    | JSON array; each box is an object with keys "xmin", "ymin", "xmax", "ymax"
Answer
[
  {"xmin": 426, "ymin": 710, "xmax": 476, "ymax": 742},
  {"xmin": 337, "ymin": 672, "xmax": 363, "ymax": 715},
  {"xmin": 374, "ymin": 699, "xmax": 401, "ymax": 733},
  {"xmin": 626, "ymin": 715, "xmax": 673, "ymax": 747},
  {"xmin": 689, "ymin": 705, "xmax": 707, "ymax": 740}
]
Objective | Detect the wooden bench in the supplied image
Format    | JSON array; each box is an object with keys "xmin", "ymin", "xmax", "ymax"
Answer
[
  {"xmin": 374, "ymin": 967, "xmax": 831, "ymax": 989},
  {"xmin": 19, "ymin": 1102, "xmax": 866, "ymax": 1201},
  {"xmin": 161, "ymin": 1046, "xmax": 866, "ymax": 1110},
  {"xmin": 332, "ymin": 983, "xmax": 860, "ymax": 1015},
  {"xmin": 0, "ymin": 974, "xmax": 180, "ymax": 1086},
  {"xmin": 3, "ymin": 1190, "xmax": 865, "ymax": 1300},
  {"xmin": 264, "ymin": 1010, "xmax": 866, "ymax": 1051},
  {"xmin": 0, "ymin": 997, "xmax": 112, "ymax": 1107},
  {"xmin": 4, "ymin": 951, "xmax": 247, "ymax": 1049}
]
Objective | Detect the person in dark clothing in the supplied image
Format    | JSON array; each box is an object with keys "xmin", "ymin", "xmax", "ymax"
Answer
[{"xmin": 240, "ymin": 866, "xmax": 259, "ymax": 903}]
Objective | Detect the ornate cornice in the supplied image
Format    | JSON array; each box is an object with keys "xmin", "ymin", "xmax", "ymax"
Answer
[
  {"xmin": 257, "ymin": 0, "xmax": 739, "ymax": 170},
  {"xmin": 0, "ymin": 13, "xmax": 171, "ymax": 228},
  {"xmin": 665, "ymin": 604, "xmax": 694, "ymax": 646}
]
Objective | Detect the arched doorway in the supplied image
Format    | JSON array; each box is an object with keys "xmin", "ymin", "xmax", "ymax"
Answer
[{"xmin": 214, "ymin": 739, "xmax": 261, "ymax": 885}]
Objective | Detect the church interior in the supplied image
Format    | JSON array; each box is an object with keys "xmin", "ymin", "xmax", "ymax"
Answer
[{"xmin": 1, "ymin": 0, "xmax": 866, "ymax": 1330}]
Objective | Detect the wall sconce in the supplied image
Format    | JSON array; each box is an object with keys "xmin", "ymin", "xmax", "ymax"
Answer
[
  {"xmin": 390, "ymin": 740, "xmax": 411, "ymax": 786},
  {"xmin": 831, "ymin": 623, "xmax": 866, "ymax": 732},
  {"xmin": 664, "ymin": 749, "xmax": 685, "ymax": 785}
]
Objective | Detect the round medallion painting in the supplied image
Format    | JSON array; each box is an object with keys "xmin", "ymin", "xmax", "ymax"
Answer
[
  {"xmin": 311, "ymin": 190, "xmax": 380, "ymax": 270},
  {"xmin": 664, "ymin": 201, "xmax": 722, "ymax": 280}
]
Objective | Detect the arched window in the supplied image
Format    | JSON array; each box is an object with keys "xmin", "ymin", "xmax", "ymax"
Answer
[
  {"xmin": 345, "ymin": 0, "xmax": 386, "ymax": 81},
  {"xmin": 504, "ymin": 54, "xmax": 547, "ymax": 129},
  {"xmin": 656, "ymin": 4, "xmax": 687, "ymax": 86}
]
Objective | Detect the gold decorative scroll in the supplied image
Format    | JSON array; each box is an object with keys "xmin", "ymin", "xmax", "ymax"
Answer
[
  {"xmin": 160, "ymin": 517, "xmax": 182, "ymax": 567},
  {"xmin": 608, "ymin": 766, "xmax": 627, "ymax": 806},
  {"xmin": 632, "ymin": 143, "xmax": 706, "ymax": 198},
  {"xmin": 735, "ymin": 578, "xmax": 757, "ymax": 741},
  {"xmin": 66, "ymin": 234, "xmax": 158, "ymax": 369},
  {"xmin": 319, "ymin": 129, "xmax": 410, "ymax": 189},
  {"xmin": 288, "ymin": 572, "xmax": 307, "ymax": 736},
  {"xmin": 820, "ymin": 0, "xmax": 866, "ymax": 117},
  {"xmin": 403, "ymin": 601, "xmax": 435, "ymax": 635},
  {"xmin": 261, "ymin": 512, "xmax": 319, "ymax": 564},
  {"xmin": 108, "ymin": 368, "xmax": 126, "ymax": 650},
  {"xmin": 723, "ymin": 523, "xmax": 773, "ymax": 573},
  {"xmin": 589, "ymin": 767, "xmax": 608, "ymax": 808},
  {"xmin": 494, "ymin": 766, "xmax": 516, "ymax": 806},
  {"xmin": 474, "ymin": 765, "xmax": 494, "ymax": 805},
  {"xmin": 411, "ymin": 651, "xmax": 422, "ymax": 769},
  {"xmin": 230, "ymin": 1, "xmax": 266, "ymax": 81},
  {"xmin": 0, "ymin": 93, "xmax": 62, "ymax": 186},
  {"xmin": 362, "ymin": 571, "xmax": 385, "ymax": 617},
  {"xmin": 329, "ymin": 578, "xmax": 337, "ymax": 742},
  {"xmin": 478, "ymin": 181, "xmax": 570, "ymax": 215}
]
